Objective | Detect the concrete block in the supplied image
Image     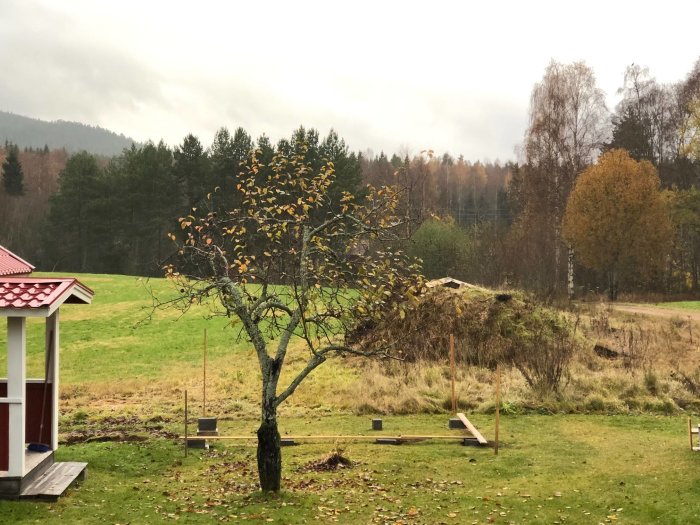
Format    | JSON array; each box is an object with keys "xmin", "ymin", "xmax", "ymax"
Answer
[
  {"xmin": 187, "ymin": 438, "xmax": 207, "ymax": 449},
  {"xmin": 198, "ymin": 417, "xmax": 218, "ymax": 432},
  {"xmin": 372, "ymin": 418, "xmax": 383, "ymax": 431},
  {"xmin": 449, "ymin": 417, "xmax": 466, "ymax": 429}
]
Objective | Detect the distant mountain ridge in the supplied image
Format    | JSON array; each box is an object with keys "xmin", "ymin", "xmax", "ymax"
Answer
[{"xmin": 0, "ymin": 110, "xmax": 138, "ymax": 156}]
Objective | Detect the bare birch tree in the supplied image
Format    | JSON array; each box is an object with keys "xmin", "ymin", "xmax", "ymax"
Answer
[{"xmin": 522, "ymin": 60, "xmax": 609, "ymax": 299}]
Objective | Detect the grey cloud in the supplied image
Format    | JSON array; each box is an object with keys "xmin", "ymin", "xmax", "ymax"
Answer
[
  {"xmin": 0, "ymin": 2, "xmax": 164, "ymax": 123},
  {"xmin": 0, "ymin": 1, "xmax": 526, "ymax": 160}
]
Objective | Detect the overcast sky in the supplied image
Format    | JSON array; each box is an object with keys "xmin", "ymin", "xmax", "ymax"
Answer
[{"xmin": 1, "ymin": 0, "xmax": 698, "ymax": 161}]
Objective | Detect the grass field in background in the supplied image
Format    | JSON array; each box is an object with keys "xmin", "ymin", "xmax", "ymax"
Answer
[
  {"xmin": 655, "ymin": 301, "xmax": 700, "ymax": 311},
  {"xmin": 1, "ymin": 272, "xmax": 237, "ymax": 382},
  {"xmin": 0, "ymin": 273, "xmax": 361, "ymax": 420}
]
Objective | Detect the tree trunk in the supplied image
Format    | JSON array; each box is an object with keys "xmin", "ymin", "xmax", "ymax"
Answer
[
  {"xmin": 567, "ymin": 245, "xmax": 575, "ymax": 301},
  {"xmin": 257, "ymin": 399, "xmax": 281, "ymax": 492},
  {"xmin": 553, "ymin": 228, "xmax": 561, "ymax": 294},
  {"xmin": 608, "ymin": 270, "xmax": 618, "ymax": 302}
]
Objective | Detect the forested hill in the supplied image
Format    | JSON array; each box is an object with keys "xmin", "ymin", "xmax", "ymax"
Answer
[{"xmin": 0, "ymin": 111, "xmax": 137, "ymax": 156}]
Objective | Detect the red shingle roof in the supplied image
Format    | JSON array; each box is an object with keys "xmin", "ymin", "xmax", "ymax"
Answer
[
  {"xmin": 0, "ymin": 246, "xmax": 35, "ymax": 276},
  {"xmin": 0, "ymin": 278, "xmax": 94, "ymax": 310}
]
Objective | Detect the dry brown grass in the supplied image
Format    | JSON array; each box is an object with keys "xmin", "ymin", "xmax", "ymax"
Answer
[
  {"xmin": 58, "ymin": 338, "xmax": 364, "ymax": 423},
  {"xmin": 339, "ymin": 301, "xmax": 700, "ymax": 416},
  {"xmin": 342, "ymin": 359, "xmax": 530, "ymax": 415},
  {"xmin": 49, "ymin": 272, "xmax": 700, "ymax": 426}
]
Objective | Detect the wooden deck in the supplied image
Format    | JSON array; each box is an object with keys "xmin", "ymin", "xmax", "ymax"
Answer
[
  {"xmin": 20, "ymin": 462, "xmax": 87, "ymax": 500},
  {"xmin": 0, "ymin": 449, "xmax": 52, "ymax": 479},
  {"xmin": 0, "ymin": 450, "xmax": 55, "ymax": 498}
]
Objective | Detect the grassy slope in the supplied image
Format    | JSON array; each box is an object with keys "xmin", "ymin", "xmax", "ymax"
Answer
[
  {"xmin": 0, "ymin": 273, "xmax": 359, "ymax": 419},
  {"xmin": 1, "ymin": 274, "xmax": 700, "ymax": 522}
]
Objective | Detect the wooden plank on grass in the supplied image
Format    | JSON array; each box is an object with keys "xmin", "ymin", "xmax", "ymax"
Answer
[
  {"xmin": 181, "ymin": 434, "xmax": 469, "ymax": 441},
  {"xmin": 376, "ymin": 438, "xmax": 403, "ymax": 445},
  {"xmin": 456, "ymin": 413, "xmax": 488, "ymax": 445}
]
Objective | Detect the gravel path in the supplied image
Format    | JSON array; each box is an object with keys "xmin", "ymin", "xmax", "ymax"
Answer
[{"xmin": 612, "ymin": 303, "xmax": 700, "ymax": 321}]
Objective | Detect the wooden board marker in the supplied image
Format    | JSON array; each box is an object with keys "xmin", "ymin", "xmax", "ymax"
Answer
[
  {"xmin": 203, "ymin": 329, "xmax": 207, "ymax": 418},
  {"xmin": 689, "ymin": 417, "xmax": 693, "ymax": 451},
  {"xmin": 495, "ymin": 364, "xmax": 501, "ymax": 455},
  {"xmin": 450, "ymin": 334, "xmax": 456, "ymax": 414},
  {"xmin": 456, "ymin": 413, "xmax": 488, "ymax": 446}
]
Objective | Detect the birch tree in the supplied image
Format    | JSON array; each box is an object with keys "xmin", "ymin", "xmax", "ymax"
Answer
[{"xmin": 522, "ymin": 61, "xmax": 609, "ymax": 298}]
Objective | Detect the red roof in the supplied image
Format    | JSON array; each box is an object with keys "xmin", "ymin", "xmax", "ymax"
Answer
[
  {"xmin": 0, "ymin": 277, "xmax": 94, "ymax": 311},
  {"xmin": 0, "ymin": 246, "xmax": 35, "ymax": 276}
]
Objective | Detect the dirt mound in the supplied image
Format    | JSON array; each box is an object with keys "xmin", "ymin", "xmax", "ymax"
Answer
[
  {"xmin": 351, "ymin": 286, "xmax": 577, "ymax": 393},
  {"xmin": 299, "ymin": 450, "xmax": 354, "ymax": 472}
]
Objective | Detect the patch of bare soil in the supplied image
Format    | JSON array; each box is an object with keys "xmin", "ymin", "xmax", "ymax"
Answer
[{"xmin": 61, "ymin": 414, "xmax": 179, "ymax": 445}]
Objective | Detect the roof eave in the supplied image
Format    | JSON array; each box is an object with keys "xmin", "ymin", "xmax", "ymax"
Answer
[{"xmin": 0, "ymin": 307, "xmax": 51, "ymax": 318}]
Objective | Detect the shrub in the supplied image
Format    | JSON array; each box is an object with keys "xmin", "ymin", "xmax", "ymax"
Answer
[
  {"xmin": 354, "ymin": 287, "xmax": 577, "ymax": 395},
  {"xmin": 584, "ymin": 394, "xmax": 607, "ymax": 412},
  {"xmin": 407, "ymin": 218, "xmax": 472, "ymax": 280},
  {"xmin": 644, "ymin": 371, "xmax": 659, "ymax": 395}
]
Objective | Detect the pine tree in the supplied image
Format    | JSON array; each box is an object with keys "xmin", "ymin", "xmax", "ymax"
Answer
[
  {"xmin": 173, "ymin": 134, "xmax": 209, "ymax": 210},
  {"xmin": 2, "ymin": 143, "xmax": 24, "ymax": 195}
]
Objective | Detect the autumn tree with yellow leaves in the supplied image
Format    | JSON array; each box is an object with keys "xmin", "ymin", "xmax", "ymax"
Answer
[
  {"xmin": 162, "ymin": 142, "xmax": 424, "ymax": 492},
  {"xmin": 563, "ymin": 149, "xmax": 671, "ymax": 300}
]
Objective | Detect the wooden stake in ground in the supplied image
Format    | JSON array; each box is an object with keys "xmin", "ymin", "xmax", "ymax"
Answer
[
  {"xmin": 185, "ymin": 389, "xmax": 189, "ymax": 458},
  {"xmin": 450, "ymin": 334, "xmax": 456, "ymax": 414},
  {"xmin": 689, "ymin": 417, "xmax": 693, "ymax": 451},
  {"xmin": 203, "ymin": 329, "xmax": 207, "ymax": 418},
  {"xmin": 495, "ymin": 364, "xmax": 501, "ymax": 456}
]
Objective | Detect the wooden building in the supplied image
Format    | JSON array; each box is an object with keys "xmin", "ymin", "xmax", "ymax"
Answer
[{"xmin": 0, "ymin": 246, "xmax": 93, "ymax": 499}]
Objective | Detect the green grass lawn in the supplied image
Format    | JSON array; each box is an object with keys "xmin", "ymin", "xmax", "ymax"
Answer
[
  {"xmin": 1, "ymin": 414, "xmax": 699, "ymax": 524},
  {"xmin": 0, "ymin": 273, "xmax": 239, "ymax": 382},
  {"xmin": 2, "ymin": 274, "xmax": 700, "ymax": 523}
]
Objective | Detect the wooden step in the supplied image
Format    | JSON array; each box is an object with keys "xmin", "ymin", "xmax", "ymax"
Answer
[{"xmin": 20, "ymin": 462, "xmax": 87, "ymax": 500}]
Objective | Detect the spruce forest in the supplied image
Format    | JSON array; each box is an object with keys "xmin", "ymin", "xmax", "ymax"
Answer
[{"xmin": 2, "ymin": 59, "xmax": 700, "ymax": 301}]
